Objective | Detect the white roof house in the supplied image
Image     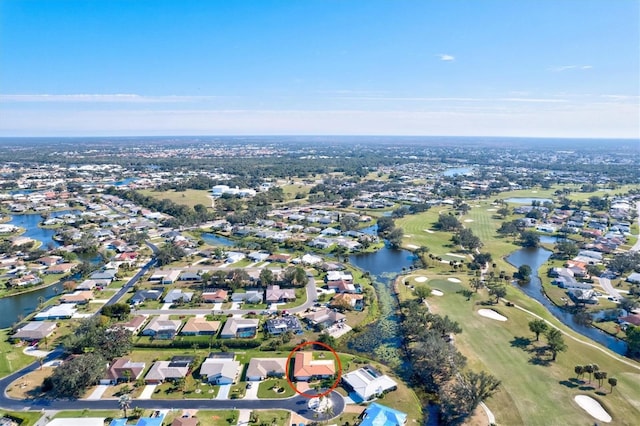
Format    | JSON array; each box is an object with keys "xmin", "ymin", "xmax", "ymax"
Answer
[
  {"xmin": 342, "ymin": 366, "xmax": 398, "ymax": 401},
  {"xmin": 199, "ymin": 358, "xmax": 240, "ymax": 384}
]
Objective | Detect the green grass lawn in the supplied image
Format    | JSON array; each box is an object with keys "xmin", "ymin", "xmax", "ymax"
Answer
[
  {"xmin": 398, "ymin": 272, "xmax": 640, "ymax": 425},
  {"xmin": 257, "ymin": 378, "xmax": 295, "ymax": 398},
  {"xmin": 0, "ymin": 411, "xmax": 42, "ymax": 426},
  {"xmin": 250, "ymin": 410, "xmax": 290, "ymax": 426},
  {"xmin": 139, "ymin": 188, "xmax": 214, "ymax": 209},
  {"xmin": 196, "ymin": 410, "xmax": 240, "ymax": 426},
  {"xmin": 0, "ymin": 328, "xmax": 37, "ymax": 376}
]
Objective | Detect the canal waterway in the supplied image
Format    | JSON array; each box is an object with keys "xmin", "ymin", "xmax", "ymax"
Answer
[
  {"xmin": 8, "ymin": 210, "xmax": 81, "ymax": 248},
  {"xmin": 506, "ymin": 247, "xmax": 627, "ymax": 355}
]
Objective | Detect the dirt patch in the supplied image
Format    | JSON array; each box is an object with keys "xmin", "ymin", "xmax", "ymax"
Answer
[{"xmin": 6, "ymin": 368, "xmax": 51, "ymax": 399}]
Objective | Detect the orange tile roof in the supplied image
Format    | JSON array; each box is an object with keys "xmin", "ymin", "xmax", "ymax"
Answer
[{"xmin": 293, "ymin": 351, "xmax": 335, "ymax": 379}]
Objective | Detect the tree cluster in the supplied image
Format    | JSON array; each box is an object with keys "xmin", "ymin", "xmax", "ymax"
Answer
[
  {"xmin": 400, "ymin": 299, "xmax": 500, "ymax": 424},
  {"xmin": 376, "ymin": 217, "xmax": 403, "ymax": 249}
]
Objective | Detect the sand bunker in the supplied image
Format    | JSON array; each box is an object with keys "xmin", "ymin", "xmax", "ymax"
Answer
[
  {"xmin": 414, "ymin": 276, "xmax": 428, "ymax": 283},
  {"xmin": 464, "ymin": 219, "xmax": 474, "ymax": 223},
  {"xmin": 486, "ymin": 208, "xmax": 497, "ymax": 212},
  {"xmin": 431, "ymin": 289, "xmax": 444, "ymax": 296},
  {"xmin": 477, "ymin": 309, "xmax": 508, "ymax": 321},
  {"xmin": 447, "ymin": 277, "xmax": 462, "ymax": 283},
  {"xmin": 574, "ymin": 395, "xmax": 611, "ymax": 423},
  {"xmin": 531, "ymin": 190, "xmax": 538, "ymax": 193},
  {"xmin": 424, "ymin": 229, "xmax": 435, "ymax": 233},
  {"xmin": 406, "ymin": 244, "xmax": 419, "ymax": 249}
]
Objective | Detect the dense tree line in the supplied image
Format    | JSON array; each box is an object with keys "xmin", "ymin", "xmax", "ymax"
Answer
[{"xmin": 400, "ymin": 299, "xmax": 500, "ymax": 424}]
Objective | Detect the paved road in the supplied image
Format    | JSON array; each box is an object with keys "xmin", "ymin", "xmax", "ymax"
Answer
[
  {"xmin": 0, "ymin": 350, "xmax": 344, "ymax": 420},
  {"xmin": 598, "ymin": 276, "xmax": 622, "ymax": 301},
  {"xmin": 136, "ymin": 277, "xmax": 317, "ymax": 316}
]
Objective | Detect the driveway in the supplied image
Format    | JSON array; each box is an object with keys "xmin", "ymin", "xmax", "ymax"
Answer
[
  {"xmin": 598, "ymin": 277, "xmax": 622, "ymax": 300},
  {"xmin": 244, "ymin": 381, "xmax": 261, "ymax": 400},
  {"xmin": 139, "ymin": 385, "xmax": 157, "ymax": 399},
  {"xmin": 216, "ymin": 384, "xmax": 231, "ymax": 400},
  {"xmin": 85, "ymin": 385, "xmax": 109, "ymax": 400},
  {"xmin": 236, "ymin": 409, "xmax": 251, "ymax": 426}
]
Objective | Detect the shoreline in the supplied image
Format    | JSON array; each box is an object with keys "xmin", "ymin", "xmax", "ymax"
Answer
[{"xmin": 0, "ymin": 278, "xmax": 63, "ymax": 301}]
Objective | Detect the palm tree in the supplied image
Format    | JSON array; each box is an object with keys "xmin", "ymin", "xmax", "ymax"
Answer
[
  {"xmin": 594, "ymin": 371, "xmax": 607, "ymax": 388},
  {"xmin": 608, "ymin": 377, "xmax": 617, "ymax": 393},
  {"xmin": 583, "ymin": 364, "xmax": 594, "ymax": 383},
  {"xmin": 545, "ymin": 328, "xmax": 567, "ymax": 361},
  {"xmin": 574, "ymin": 365, "xmax": 584, "ymax": 380},
  {"xmin": 118, "ymin": 394, "xmax": 131, "ymax": 418}
]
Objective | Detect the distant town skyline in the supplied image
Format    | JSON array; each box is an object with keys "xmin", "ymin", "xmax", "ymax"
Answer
[{"xmin": 0, "ymin": 0, "xmax": 638, "ymax": 138}]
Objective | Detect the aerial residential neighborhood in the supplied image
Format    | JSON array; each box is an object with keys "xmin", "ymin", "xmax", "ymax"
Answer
[
  {"xmin": 0, "ymin": 136, "xmax": 638, "ymax": 426},
  {"xmin": 1, "ymin": 1, "xmax": 640, "ymax": 425}
]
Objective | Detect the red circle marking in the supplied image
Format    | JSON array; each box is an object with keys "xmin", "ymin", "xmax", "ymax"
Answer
[{"xmin": 285, "ymin": 341, "xmax": 343, "ymax": 399}]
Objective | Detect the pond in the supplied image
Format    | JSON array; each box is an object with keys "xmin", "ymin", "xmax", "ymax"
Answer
[
  {"xmin": 504, "ymin": 197, "xmax": 553, "ymax": 204},
  {"xmin": 506, "ymin": 247, "xmax": 627, "ymax": 355},
  {"xmin": 442, "ymin": 167, "xmax": 473, "ymax": 177},
  {"xmin": 201, "ymin": 233, "xmax": 235, "ymax": 247}
]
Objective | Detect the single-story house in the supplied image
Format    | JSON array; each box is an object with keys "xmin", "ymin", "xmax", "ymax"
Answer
[
  {"xmin": 327, "ymin": 279, "xmax": 357, "ymax": 293},
  {"xmin": 180, "ymin": 317, "xmax": 220, "ymax": 335},
  {"xmin": 13, "ymin": 321, "xmax": 56, "ymax": 341},
  {"xmin": 330, "ymin": 293, "xmax": 364, "ymax": 310},
  {"xmin": 220, "ymin": 318, "xmax": 259, "ymax": 339},
  {"xmin": 45, "ymin": 263, "xmax": 77, "ymax": 275},
  {"xmin": 302, "ymin": 308, "xmax": 346, "ymax": 329},
  {"xmin": 90, "ymin": 269, "xmax": 117, "ymax": 281},
  {"xmin": 60, "ymin": 291, "xmax": 94, "ymax": 304},
  {"xmin": 265, "ymin": 285, "xmax": 296, "ymax": 303},
  {"xmin": 163, "ymin": 289, "xmax": 193, "ymax": 304},
  {"xmin": 246, "ymin": 358, "xmax": 287, "ymax": 381},
  {"xmin": 230, "ymin": 290, "xmax": 263, "ymax": 304},
  {"xmin": 101, "ymin": 357, "xmax": 146, "ymax": 384},
  {"xmin": 265, "ymin": 316, "xmax": 303, "ymax": 335},
  {"xmin": 199, "ymin": 357, "xmax": 240, "ymax": 384},
  {"xmin": 116, "ymin": 315, "xmax": 148, "ymax": 334},
  {"xmin": 342, "ymin": 366, "xmax": 398, "ymax": 401},
  {"xmin": 226, "ymin": 251, "xmax": 246, "ymax": 263},
  {"xmin": 201, "ymin": 289, "xmax": 228, "ymax": 303},
  {"xmin": 248, "ymin": 251, "xmax": 270, "ymax": 262},
  {"xmin": 34, "ymin": 304, "xmax": 77, "ymax": 320},
  {"xmin": 359, "ymin": 402, "xmax": 407, "ymax": 426},
  {"xmin": 142, "ymin": 317, "xmax": 183, "ymax": 339},
  {"xmin": 293, "ymin": 351, "xmax": 335, "ymax": 381},
  {"xmin": 627, "ymin": 272, "xmax": 640, "ymax": 284},
  {"xmin": 171, "ymin": 417, "xmax": 198, "ymax": 426},
  {"xmin": 179, "ymin": 272, "xmax": 201, "ymax": 282},
  {"xmin": 130, "ymin": 289, "xmax": 162, "ymax": 305},
  {"xmin": 144, "ymin": 357, "xmax": 193, "ymax": 384}
]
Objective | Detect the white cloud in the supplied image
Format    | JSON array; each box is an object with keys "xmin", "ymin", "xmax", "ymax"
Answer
[
  {"xmin": 438, "ymin": 54, "xmax": 455, "ymax": 62},
  {"xmin": 548, "ymin": 65, "xmax": 593, "ymax": 72}
]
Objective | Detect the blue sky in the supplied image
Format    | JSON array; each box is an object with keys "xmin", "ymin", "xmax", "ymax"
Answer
[{"xmin": 0, "ymin": 0, "xmax": 638, "ymax": 137}]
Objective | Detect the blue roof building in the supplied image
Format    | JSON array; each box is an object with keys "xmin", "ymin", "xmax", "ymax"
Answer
[{"xmin": 360, "ymin": 402, "xmax": 408, "ymax": 426}]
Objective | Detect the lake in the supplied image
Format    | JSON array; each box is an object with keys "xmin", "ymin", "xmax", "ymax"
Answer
[
  {"xmin": 0, "ymin": 284, "xmax": 62, "ymax": 329},
  {"xmin": 442, "ymin": 167, "xmax": 473, "ymax": 177},
  {"xmin": 7, "ymin": 210, "xmax": 81, "ymax": 247},
  {"xmin": 201, "ymin": 233, "xmax": 235, "ymax": 247},
  {"xmin": 504, "ymin": 197, "xmax": 553, "ymax": 204},
  {"xmin": 506, "ymin": 247, "xmax": 627, "ymax": 355}
]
